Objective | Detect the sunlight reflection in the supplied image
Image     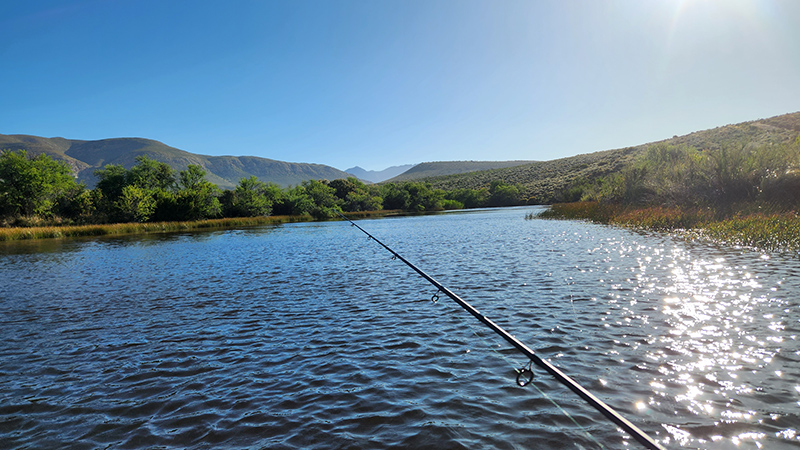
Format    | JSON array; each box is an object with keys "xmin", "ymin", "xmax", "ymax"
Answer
[
  {"xmin": 629, "ymin": 242, "xmax": 793, "ymax": 449},
  {"xmin": 663, "ymin": 424, "xmax": 692, "ymax": 446}
]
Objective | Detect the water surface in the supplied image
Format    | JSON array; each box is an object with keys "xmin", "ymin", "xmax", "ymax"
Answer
[{"xmin": 1, "ymin": 207, "xmax": 798, "ymax": 449}]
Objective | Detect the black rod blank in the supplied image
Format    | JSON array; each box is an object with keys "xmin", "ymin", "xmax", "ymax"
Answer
[{"xmin": 338, "ymin": 213, "xmax": 665, "ymax": 450}]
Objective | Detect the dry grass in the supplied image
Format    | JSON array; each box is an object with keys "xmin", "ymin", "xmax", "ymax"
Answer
[
  {"xmin": 535, "ymin": 201, "xmax": 800, "ymax": 252},
  {"xmin": 0, "ymin": 215, "xmax": 312, "ymax": 242},
  {"xmin": 697, "ymin": 213, "xmax": 800, "ymax": 252},
  {"xmin": 0, "ymin": 210, "xmax": 404, "ymax": 242}
]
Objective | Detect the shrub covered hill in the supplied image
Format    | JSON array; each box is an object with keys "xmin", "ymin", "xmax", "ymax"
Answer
[
  {"xmin": 0, "ymin": 135, "xmax": 351, "ymax": 189},
  {"xmin": 403, "ymin": 111, "xmax": 800, "ymax": 204}
]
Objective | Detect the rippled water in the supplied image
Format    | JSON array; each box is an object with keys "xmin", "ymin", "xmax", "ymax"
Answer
[{"xmin": 1, "ymin": 207, "xmax": 798, "ymax": 449}]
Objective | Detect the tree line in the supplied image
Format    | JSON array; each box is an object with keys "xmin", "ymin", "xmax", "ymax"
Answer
[{"xmin": 0, "ymin": 150, "xmax": 527, "ymax": 226}]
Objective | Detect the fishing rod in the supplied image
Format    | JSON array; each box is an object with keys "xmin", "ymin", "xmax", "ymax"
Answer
[{"xmin": 337, "ymin": 212, "xmax": 666, "ymax": 450}]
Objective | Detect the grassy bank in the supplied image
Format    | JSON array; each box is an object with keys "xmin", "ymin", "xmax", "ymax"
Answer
[
  {"xmin": 535, "ymin": 201, "xmax": 800, "ymax": 252},
  {"xmin": 0, "ymin": 210, "xmax": 403, "ymax": 242},
  {"xmin": 0, "ymin": 215, "xmax": 311, "ymax": 242},
  {"xmin": 699, "ymin": 214, "xmax": 800, "ymax": 252}
]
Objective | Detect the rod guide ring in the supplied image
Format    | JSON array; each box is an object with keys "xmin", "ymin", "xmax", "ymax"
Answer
[{"xmin": 516, "ymin": 367, "xmax": 534, "ymax": 387}]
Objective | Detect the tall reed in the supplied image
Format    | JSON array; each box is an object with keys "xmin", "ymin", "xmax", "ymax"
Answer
[
  {"xmin": 0, "ymin": 215, "xmax": 312, "ymax": 242},
  {"xmin": 0, "ymin": 210, "xmax": 402, "ymax": 242},
  {"xmin": 535, "ymin": 201, "xmax": 800, "ymax": 252}
]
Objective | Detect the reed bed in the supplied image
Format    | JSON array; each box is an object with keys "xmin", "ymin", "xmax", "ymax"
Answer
[
  {"xmin": 697, "ymin": 213, "xmax": 800, "ymax": 252},
  {"xmin": 0, "ymin": 215, "xmax": 312, "ymax": 242},
  {"xmin": 0, "ymin": 210, "xmax": 402, "ymax": 242},
  {"xmin": 535, "ymin": 201, "xmax": 620, "ymax": 223},
  {"xmin": 534, "ymin": 201, "xmax": 800, "ymax": 252}
]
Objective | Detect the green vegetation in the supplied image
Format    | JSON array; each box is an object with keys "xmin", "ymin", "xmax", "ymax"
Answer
[
  {"xmin": 699, "ymin": 214, "xmax": 800, "ymax": 252},
  {"xmin": 536, "ymin": 136, "xmax": 800, "ymax": 251},
  {"xmin": 0, "ymin": 216, "xmax": 312, "ymax": 242},
  {"xmin": 560, "ymin": 139, "xmax": 800, "ymax": 209},
  {"xmin": 222, "ymin": 176, "xmax": 282, "ymax": 218},
  {"xmin": 0, "ymin": 149, "xmax": 530, "ymax": 240},
  {"xmin": 0, "ymin": 150, "xmax": 88, "ymax": 222},
  {"xmin": 535, "ymin": 202, "xmax": 800, "ymax": 252}
]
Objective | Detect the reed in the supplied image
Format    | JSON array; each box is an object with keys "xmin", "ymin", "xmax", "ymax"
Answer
[
  {"xmin": 0, "ymin": 215, "xmax": 313, "ymax": 242},
  {"xmin": 534, "ymin": 201, "xmax": 621, "ymax": 223},
  {"xmin": 611, "ymin": 206, "xmax": 715, "ymax": 230},
  {"xmin": 536, "ymin": 201, "xmax": 800, "ymax": 252},
  {"xmin": 0, "ymin": 210, "xmax": 408, "ymax": 242},
  {"xmin": 697, "ymin": 213, "xmax": 800, "ymax": 252}
]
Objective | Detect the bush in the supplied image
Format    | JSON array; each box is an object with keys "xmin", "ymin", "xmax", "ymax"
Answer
[{"xmin": 0, "ymin": 150, "xmax": 80, "ymax": 219}]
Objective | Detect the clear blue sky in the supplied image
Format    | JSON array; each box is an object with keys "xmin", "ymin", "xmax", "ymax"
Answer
[{"xmin": 2, "ymin": 0, "xmax": 799, "ymax": 171}]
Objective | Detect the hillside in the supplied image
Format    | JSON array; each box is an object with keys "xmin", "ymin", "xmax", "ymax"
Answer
[
  {"xmin": 404, "ymin": 111, "xmax": 800, "ymax": 203},
  {"xmin": 0, "ymin": 135, "xmax": 351, "ymax": 189},
  {"xmin": 385, "ymin": 160, "xmax": 536, "ymax": 182},
  {"xmin": 414, "ymin": 149, "xmax": 640, "ymax": 203}
]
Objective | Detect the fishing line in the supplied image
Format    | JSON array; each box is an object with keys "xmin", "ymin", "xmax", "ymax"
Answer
[
  {"xmin": 415, "ymin": 216, "xmax": 589, "ymax": 372},
  {"xmin": 337, "ymin": 212, "xmax": 666, "ymax": 450},
  {"xmin": 419, "ymin": 217, "xmax": 581, "ymax": 324},
  {"xmin": 429, "ymin": 289, "xmax": 609, "ymax": 449}
]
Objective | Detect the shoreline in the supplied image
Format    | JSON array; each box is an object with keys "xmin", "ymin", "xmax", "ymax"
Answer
[
  {"xmin": 0, "ymin": 210, "xmax": 402, "ymax": 242},
  {"xmin": 536, "ymin": 201, "xmax": 800, "ymax": 253},
  {"xmin": 6, "ymin": 203, "xmax": 799, "ymax": 254}
]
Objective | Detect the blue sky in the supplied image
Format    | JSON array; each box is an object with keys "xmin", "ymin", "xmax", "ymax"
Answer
[{"xmin": 2, "ymin": 0, "xmax": 799, "ymax": 171}]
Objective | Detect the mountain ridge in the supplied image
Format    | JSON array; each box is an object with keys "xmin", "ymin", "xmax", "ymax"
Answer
[{"xmin": 0, "ymin": 135, "xmax": 352, "ymax": 189}]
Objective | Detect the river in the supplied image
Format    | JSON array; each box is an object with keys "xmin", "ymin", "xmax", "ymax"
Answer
[{"xmin": 1, "ymin": 206, "xmax": 798, "ymax": 449}]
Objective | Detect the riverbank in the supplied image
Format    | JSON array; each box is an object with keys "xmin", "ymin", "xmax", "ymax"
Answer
[
  {"xmin": 0, "ymin": 210, "xmax": 401, "ymax": 242},
  {"xmin": 536, "ymin": 201, "xmax": 800, "ymax": 253},
  {"xmin": 0, "ymin": 216, "xmax": 308, "ymax": 241}
]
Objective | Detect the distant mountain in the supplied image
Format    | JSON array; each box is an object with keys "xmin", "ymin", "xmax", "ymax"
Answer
[
  {"xmin": 344, "ymin": 164, "xmax": 415, "ymax": 183},
  {"xmin": 385, "ymin": 160, "xmax": 536, "ymax": 183},
  {"xmin": 0, "ymin": 135, "xmax": 351, "ymax": 189}
]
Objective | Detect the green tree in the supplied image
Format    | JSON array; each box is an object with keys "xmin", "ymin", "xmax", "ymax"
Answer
[
  {"xmin": 329, "ymin": 177, "xmax": 362, "ymax": 201},
  {"xmin": 487, "ymin": 181, "xmax": 522, "ymax": 206},
  {"xmin": 150, "ymin": 189, "xmax": 180, "ymax": 222},
  {"xmin": 116, "ymin": 185, "xmax": 156, "ymax": 222},
  {"xmin": 275, "ymin": 185, "xmax": 315, "ymax": 216},
  {"xmin": 94, "ymin": 164, "xmax": 128, "ymax": 200},
  {"xmin": 405, "ymin": 182, "xmax": 445, "ymax": 211},
  {"xmin": 441, "ymin": 198, "xmax": 464, "ymax": 210},
  {"xmin": 127, "ymin": 155, "xmax": 175, "ymax": 191},
  {"xmin": 55, "ymin": 184, "xmax": 96, "ymax": 223},
  {"xmin": 0, "ymin": 150, "xmax": 79, "ymax": 219},
  {"xmin": 446, "ymin": 188, "xmax": 489, "ymax": 208},
  {"xmin": 344, "ymin": 190, "xmax": 383, "ymax": 212},
  {"xmin": 328, "ymin": 177, "xmax": 383, "ymax": 212},
  {"xmin": 177, "ymin": 164, "xmax": 207, "ymax": 191},
  {"xmin": 302, "ymin": 179, "xmax": 340, "ymax": 218},
  {"xmin": 174, "ymin": 165, "xmax": 221, "ymax": 220},
  {"xmin": 94, "ymin": 156, "xmax": 178, "ymax": 222},
  {"xmin": 226, "ymin": 176, "xmax": 281, "ymax": 217},
  {"xmin": 380, "ymin": 183, "xmax": 411, "ymax": 210},
  {"xmin": 272, "ymin": 180, "xmax": 340, "ymax": 218}
]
